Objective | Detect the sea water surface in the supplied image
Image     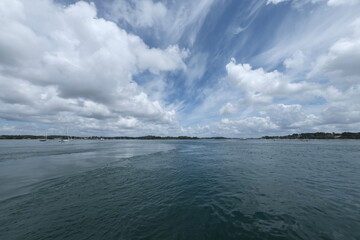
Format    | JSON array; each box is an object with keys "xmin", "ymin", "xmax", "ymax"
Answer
[{"xmin": 0, "ymin": 139, "xmax": 359, "ymax": 240}]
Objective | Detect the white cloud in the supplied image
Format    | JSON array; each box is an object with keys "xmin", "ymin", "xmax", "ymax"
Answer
[
  {"xmin": 176, "ymin": 117, "xmax": 279, "ymax": 138},
  {"xmin": 262, "ymin": 104, "xmax": 319, "ymax": 129},
  {"xmin": 233, "ymin": 26, "xmax": 246, "ymax": 35},
  {"xmin": 1, "ymin": 0, "xmax": 359, "ymax": 138},
  {"xmin": 0, "ymin": 0, "xmax": 187, "ymax": 134},
  {"xmin": 109, "ymin": 0, "xmax": 167, "ymax": 28},
  {"xmin": 0, "ymin": 124, "xmax": 16, "ymax": 132},
  {"xmin": 320, "ymin": 86, "xmax": 360, "ymax": 124},
  {"xmin": 327, "ymin": 0, "xmax": 359, "ymax": 5},
  {"xmin": 219, "ymin": 102, "xmax": 238, "ymax": 115},
  {"xmin": 109, "ymin": 0, "xmax": 217, "ymax": 46},
  {"xmin": 267, "ymin": 0, "xmax": 288, "ymax": 4},
  {"xmin": 220, "ymin": 117, "xmax": 278, "ymax": 133},
  {"xmin": 134, "ymin": 45, "xmax": 188, "ymax": 74},
  {"xmin": 267, "ymin": 0, "xmax": 359, "ymax": 5},
  {"xmin": 226, "ymin": 59, "xmax": 310, "ymax": 104},
  {"xmin": 257, "ymin": 2, "xmax": 360, "ymax": 71},
  {"xmin": 206, "ymin": 2, "xmax": 360, "ymax": 137},
  {"xmin": 204, "ymin": 104, "xmax": 318, "ymax": 137},
  {"xmin": 310, "ymin": 19, "xmax": 360, "ymax": 84},
  {"xmin": 213, "ymin": 49, "xmax": 359, "ymax": 136},
  {"xmin": 284, "ymin": 50, "xmax": 306, "ymax": 70},
  {"xmin": 184, "ymin": 52, "xmax": 208, "ymax": 87}
]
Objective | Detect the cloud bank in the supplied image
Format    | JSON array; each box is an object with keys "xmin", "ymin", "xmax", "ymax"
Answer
[{"xmin": 0, "ymin": 0, "xmax": 187, "ymax": 135}]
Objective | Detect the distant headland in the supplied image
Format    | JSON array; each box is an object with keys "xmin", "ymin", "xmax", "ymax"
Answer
[{"xmin": 1, "ymin": 132, "xmax": 360, "ymax": 140}]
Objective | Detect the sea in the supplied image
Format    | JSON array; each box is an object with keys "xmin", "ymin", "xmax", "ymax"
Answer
[{"xmin": 0, "ymin": 139, "xmax": 359, "ymax": 240}]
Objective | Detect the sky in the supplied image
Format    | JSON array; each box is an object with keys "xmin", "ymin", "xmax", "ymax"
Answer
[{"xmin": 0, "ymin": 0, "xmax": 360, "ymax": 137}]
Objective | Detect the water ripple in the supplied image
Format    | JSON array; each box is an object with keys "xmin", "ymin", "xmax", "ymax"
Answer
[{"xmin": 0, "ymin": 140, "xmax": 359, "ymax": 240}]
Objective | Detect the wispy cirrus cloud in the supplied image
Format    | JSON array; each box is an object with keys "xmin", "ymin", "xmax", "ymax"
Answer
[
  {"xmin": 267, "ymin": 0, "xmax": 359, "ymax": 6},
  {"xmin": 107, "ymin": 0, "xmax": 217, "ymax": 47},
  {"xmin": 106, "ymin": 0, "xmax": 167, "ymax": 28}
]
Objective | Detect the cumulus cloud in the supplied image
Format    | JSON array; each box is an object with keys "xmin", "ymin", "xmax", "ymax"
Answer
[
  {"xmin": 310, "ymin": 19, "xmax": 360, "ymax": 84},
  {"xmin": 0, "ymin": 0, "xmax": 187, "ymax": 133},
  {"xmin": 226, "ymin": 59, "xmax": 310, "ymax": 104},
  {"xmin": 206, "ymin": 9, "xmax": 360, "ymax": 137},
  {"xmin": 262, "ymin": 104, "xmax": 319, "ymax": 129},
  {"xmin": 284, "ymin": 50, "xmax": 306, "ymax": 70},
  {"xmin": 215, "ymin": 51, "xmax": 359, "ymax": 136},
  {"xmin": 208, "ymin": 2, "xmax": 360, "ymax": 137},
  {"xmin": 319, "ymin": 86, "xmax": 360, "ymax": 124},
  {"xmin": 311, "ymin": 38, "xmax": 360, "ymax": 81},
  {"xmin": 177, "ymin": 117, "xmax": 279, "ymax": 138},
  {"xmin": 219, "ymin": 102, "xmax": 238, "ymax": 115},
  {"xmin": 208, "ymin": 104, "xmax": 318, "ymax": 137},
  {"xmin": 220, "ymin": 117, "xmax": 278, "ymax": 134}
]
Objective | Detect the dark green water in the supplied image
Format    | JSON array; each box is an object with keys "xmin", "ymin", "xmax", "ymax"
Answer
[{"xmin": 0, "ymin": 139, "xmax": 359, "ymax": 240}]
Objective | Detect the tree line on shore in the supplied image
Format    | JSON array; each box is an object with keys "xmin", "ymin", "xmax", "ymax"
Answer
[
  {"xmin": 0, "ymin": 135, "xmax": 227, "ymax": 140},
  {"xmin": 1, "ymin": 132, "xmax": 360, "ymax": 140},
  {"xmin": 262, "ymin": 132, "xmax": 360, "ymax": 139}
]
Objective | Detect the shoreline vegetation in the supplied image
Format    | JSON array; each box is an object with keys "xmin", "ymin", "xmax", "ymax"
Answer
[
  {"xmin": 0, "ymin": 132, "xmax": 360, "ymax": 140},
  {"xmin": 0, "ymin": 135, "xmax": 220, "ymax": 140},
  {"xmin": 262, "ymin": 132, "xmax": 360, "ymax": 139}
]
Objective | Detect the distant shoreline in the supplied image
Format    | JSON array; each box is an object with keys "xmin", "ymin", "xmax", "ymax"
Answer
[
  {"xmin": 0, "ymin": 135, "xmax": 225, "ymax": 140},
  {"xmin": 1, "ymin": 132, "xmax": 359, "ymax": 140},
  {"xmin": 261, "ymin": 132, "xmax": 360, "ymax": 140}
]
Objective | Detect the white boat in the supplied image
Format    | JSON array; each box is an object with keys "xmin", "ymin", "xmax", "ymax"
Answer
[
  {"xmin": 39, "ymin": 132, "xmax": 47, "ymax": 142},
  {"xmin": 59, "ymin": 129, "xmax": 70, "ymax": 142}
]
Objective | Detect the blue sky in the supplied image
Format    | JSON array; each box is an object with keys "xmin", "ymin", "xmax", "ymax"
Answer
[{"xmin": 0, "ymin": 0, "xmax": 360, "ymax": 137}]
